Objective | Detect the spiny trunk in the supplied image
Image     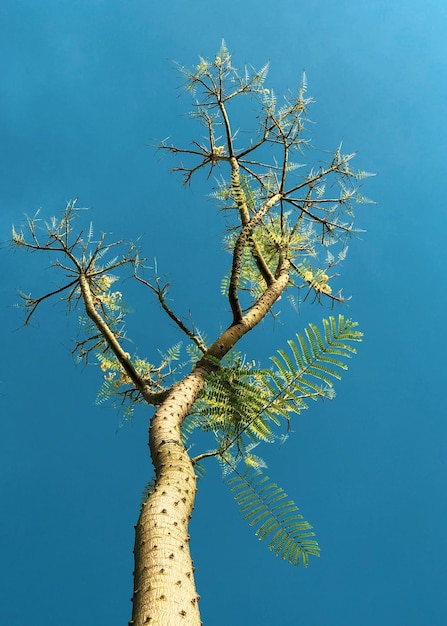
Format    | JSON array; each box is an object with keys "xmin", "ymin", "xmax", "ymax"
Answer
[{"xmin": 130, "ymin": 372, "xmax": 205, "ymax": 626}]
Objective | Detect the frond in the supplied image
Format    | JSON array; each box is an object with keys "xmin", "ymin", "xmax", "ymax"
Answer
[
  {"xmin": 261, "ymin": 87, "xmax": 277, "ymax": 113},
  {"xmin": 243, "ymin": 452, "xmax": 267, "ymax": 470},
  {"xmin": 96, "ymin": 375, "xmax": 118, "ymax": 406},
  {"xmin": 158, "ymin": 341, "xmax": 182, "ymax": 363},
  {"xmin": 300, "ymin": 71, "xmax": 308, "ymax": 95},
  {"xmin": 228, "ymin": 470, "xmax": 319, "ymax": 566},
  {"xmin": 285, "ymin": 161, "xmax": 306, "ymax": 173},
  {"xmin": 354, "ymin": 169, "xmax": 376, "ymax": 180},
  {"xmin": 186, "ymin": 342, "xmax": 203, "ymax": 364},
  {"xmin": 355, "ymin": 192, "xmax": 376, "ymax": 204},
  {"xmin": 11, "ymin": 224, "xmax": 26, "ymax": 246},
  {"xmin": 338, "ymin": 246, "xmax": 348, "ymax": 262},
  {"xmin": 217, "ymin": 39, "xmax": 230, "ymax": 64},
  {"xmin": 190, "ymin": 316, "xmax": 361, "ymax": 468},
  {"xmin": 87, "ymin": 221, "xmax": 94, "ymax": 244},
  {"xmin": 268, "ymin": 315, "xmax": 362, "ymax": 412},
  {"xmin": 251, "ymin": 62, "xmax": 270, "ymax": 89},
  {"xmin": 189, "ymin": 355, "xmax": 279, "ymax": 467},
  {"xmin": 193, "ymin": 360, "xmax": 278, "ymax": 446}
]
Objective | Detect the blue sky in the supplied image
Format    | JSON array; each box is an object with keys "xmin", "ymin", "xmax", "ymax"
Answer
[{"xmin": 1, "ymin": 1, "xmax": 446, "ymax": 624}]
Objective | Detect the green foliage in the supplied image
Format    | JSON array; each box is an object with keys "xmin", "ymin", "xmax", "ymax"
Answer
[
  {"xmin": 229, "ymin": 470, "xmax": 319, "ymax": 566},
  {"xmin": 268, "ymin": 314, "xmax": 362, "ymax": 405},
  {"xmin": 187, "ymin": 315, "xmax": 361, "ymax": 463},
  {"xmin": 76, "ymin": 277, "xmax": 130, "ymax": 358},
  {"xmin": 190, "ymin": 356, "xmax": 280, "ymax": 452},
  {"xmin": 219, "ymin": 184, "xmax": 317, "ymax": 303},
  {"xmin": 94, "ymin": 340, "xmax": 182, "ymax": 420},
  {"xmin": 186, "ymin": 314, "xmax": 361, "ymax": 565}
]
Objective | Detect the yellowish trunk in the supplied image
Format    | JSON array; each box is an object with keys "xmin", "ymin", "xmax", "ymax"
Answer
[{"xmin": 130, "ymin": 373, "xmax": 205, "ymax": 626}]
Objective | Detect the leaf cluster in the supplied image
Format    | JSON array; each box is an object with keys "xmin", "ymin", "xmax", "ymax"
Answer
[
  {"xmin": 229, "ymin": 470, "xmax": 319, "ymax": 566},
  {"xmin": 188, "ymin": 315, "xmax": 361, "ymax": 467},
  {"xmin": 185, "ymin": 315, "xmax": 361, "ymax": 564}
]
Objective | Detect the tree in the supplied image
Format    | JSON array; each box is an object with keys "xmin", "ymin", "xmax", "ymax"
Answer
[{"xmin": 11, "ymin": 43, "xmax": 371, "ymax": 625}]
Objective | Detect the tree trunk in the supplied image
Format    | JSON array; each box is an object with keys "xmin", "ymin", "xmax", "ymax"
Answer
[{"xmin": 130, "ymin": 372, "xmax": 205, "ymax": 626}]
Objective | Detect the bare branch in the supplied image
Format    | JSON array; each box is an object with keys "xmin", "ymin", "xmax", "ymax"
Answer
[
  {"xmin": 20, "ymin": 279, "xmax": 79, "ymax": 325},
  {"xmin": 134, "ymin": 273, "xmax": 207, "ymax": 353}
]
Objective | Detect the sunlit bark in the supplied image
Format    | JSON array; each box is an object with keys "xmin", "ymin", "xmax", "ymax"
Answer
[{"xmin": 131, "ymin": 374, "xmax": 203, "ymax": 625}]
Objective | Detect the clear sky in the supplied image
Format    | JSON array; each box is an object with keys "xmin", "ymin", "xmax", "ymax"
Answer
[{"xmin": 1, "ymin": 1, "xmax": 446, "ymax": 625}]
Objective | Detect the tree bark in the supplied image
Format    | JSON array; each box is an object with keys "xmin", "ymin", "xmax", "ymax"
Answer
[{"xmin": 130, "ymin": 372, "xmax": 205, "ymax": 626}]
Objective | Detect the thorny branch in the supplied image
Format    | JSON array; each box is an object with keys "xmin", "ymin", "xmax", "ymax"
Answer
[
  {"xmin": 163, "ymin": 47, "xmax": 371, "ymax": 321},
  {"xmin": 11, "ymin": 201, "xmax": 171, "ymax": 406},
  {"xmin": 134, "ymin": 273, "xmax": 207, "ymax": 353}
]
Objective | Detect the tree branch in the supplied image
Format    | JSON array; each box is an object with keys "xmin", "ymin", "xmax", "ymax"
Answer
[
  {"xmin": 134, "ymin": 273, "xmax": 207, "ymax": 353},
  {"xmin": 228, "ymin": 192, "xmax": 282, "ymax": 324}
]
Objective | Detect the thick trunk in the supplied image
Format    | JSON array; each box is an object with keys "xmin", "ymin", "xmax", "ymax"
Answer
[{"xmin": 130, "ymin": 371, "xmax": 205, "ymax": 626}]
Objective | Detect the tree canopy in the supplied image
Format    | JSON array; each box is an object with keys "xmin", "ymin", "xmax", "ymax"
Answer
[{"xmin": 11, "ymin": 42, "xmax": 371, "ymax": 625}]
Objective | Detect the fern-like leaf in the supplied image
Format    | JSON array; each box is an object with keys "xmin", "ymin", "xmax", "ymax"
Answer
[
  {"xmin": 268, "ymin": 314, "xmax": 362, "ymax": 412},
  {"xmin": 229, "ymin": 470, "xmax": 319, "ymax": 566},
  {"xmin": 190, "ymin": 315, "xmax": 361, "ymax": 467}
]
